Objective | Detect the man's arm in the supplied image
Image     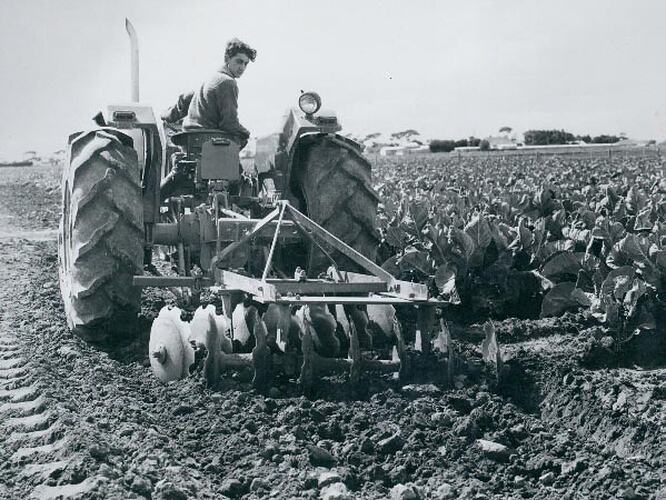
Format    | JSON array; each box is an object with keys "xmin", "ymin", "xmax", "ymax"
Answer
[
  {"xmin": 215, "ymin": 79, "xmax": 250, "ymax": 145},
  {"xmin": 161, "ymin": 91, "xmax": 194, "ymax": 124}
]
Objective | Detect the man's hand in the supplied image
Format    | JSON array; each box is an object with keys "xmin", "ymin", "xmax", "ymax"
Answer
[{"xmin": 163, "ymin": 121, "xmax": 181, "ymax": 133}]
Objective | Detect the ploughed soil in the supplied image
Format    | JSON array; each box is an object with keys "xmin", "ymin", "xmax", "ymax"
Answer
[{"xmin": 0, "ymin": 164, "xmax": 665, "ymax": 500}]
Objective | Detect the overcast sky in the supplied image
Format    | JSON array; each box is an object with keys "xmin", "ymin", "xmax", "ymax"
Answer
[{"xmin": 2, "ymin": 0, "xmax": 666, "ymax": 158}]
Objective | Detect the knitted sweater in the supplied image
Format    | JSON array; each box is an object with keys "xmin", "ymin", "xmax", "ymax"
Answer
[{"xmin": 183, "ymin": 69, "xmax": 250, "ymax": 145}]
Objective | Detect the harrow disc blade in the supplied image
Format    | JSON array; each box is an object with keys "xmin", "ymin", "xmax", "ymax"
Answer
[
  {"xmin": 366, "ymin": 305, "xmax": 398, "ymax": 341},
  {"xmin": 297, "ymin": 305, "xmax": 339, "ymax": 358},
  {"xmin": 232, "ymin": 304, "xmax": 252, "ymax": 347},
  {"xmin": 189, "ymin": 305, "xmax": 233, "ymax": 355},
  {"xmin": 149, "ymin": 306, "xmax": 192, "ymax": 382}
]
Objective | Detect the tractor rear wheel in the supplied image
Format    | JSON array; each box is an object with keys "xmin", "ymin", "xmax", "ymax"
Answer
[
  {"xmin": 59, "ymin": 129, "xmax": 144, "ymax": 343},
  {"xmin": 291, "ymin": 137, "xmax": 381, "ymax": 276}
]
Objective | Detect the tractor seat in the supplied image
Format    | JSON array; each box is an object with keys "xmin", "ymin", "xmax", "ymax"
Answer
[{"xmin": 170, "ymin": 129, "xmax": 233, "ymax": 148}]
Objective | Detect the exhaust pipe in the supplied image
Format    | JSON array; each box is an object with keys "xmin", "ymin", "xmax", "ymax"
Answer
[{"xmin": 125, "ymin": 18, "xmax": 139, "ymax": 102}]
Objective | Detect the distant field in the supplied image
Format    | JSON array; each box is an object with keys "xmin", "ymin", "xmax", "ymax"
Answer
[
  {"xmin": 0, "ymin": 163, "xmax": 61, "ymax": 187},
  {"xmin": 0, "ymin": 163, "xmax": 61, "ymax": 230},
  {"xmin": 367, "ymin": 145, "xmax": 661, "ymax": 162}
]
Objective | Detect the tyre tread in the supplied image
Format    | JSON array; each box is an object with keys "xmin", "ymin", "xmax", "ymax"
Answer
[
  {"xmin": 59, "ymin": 129, "xmax": 143, "ymax": 342},
  {"xmin": 295, "ymin": 138, "xmax": 380, "ymax": 275}
]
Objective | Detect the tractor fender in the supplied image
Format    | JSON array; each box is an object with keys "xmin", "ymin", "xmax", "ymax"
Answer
[
  {"xmin": 88, "ymin": 105, "xmax": 165, "ymax": 224},
  {"xmin": 290, "ymin": 131, "xmax": 364, "ymax": 159},
  {"xmin": 255, "ymin": 107, "xmax": 364, "ymax": 176}
]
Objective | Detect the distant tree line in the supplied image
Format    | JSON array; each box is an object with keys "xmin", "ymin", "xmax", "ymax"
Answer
[
  {"xmin": 391, "ymin": 129, "xmax": 420, "ymax": 140},
  {"xmin": 523, "ymin": 129, "xmax": 622, "ymax": 145},
  {"xmin": 429, "ymin": 130, "xmax": 624, "ymax": 152},
  {"xmin": 429, "ymin": 137, "xmax": 482, "ymax": 153}
]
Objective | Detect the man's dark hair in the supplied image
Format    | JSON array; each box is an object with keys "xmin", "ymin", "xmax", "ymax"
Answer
[{"xmin": 225, "ymin": 38, "xmax": 257, "ymax": 62}]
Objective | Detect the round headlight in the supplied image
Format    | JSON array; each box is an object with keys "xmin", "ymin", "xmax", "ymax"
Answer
[{"xmin": 299, "ymin": 92, "xmax": 321, "ymax": 115}]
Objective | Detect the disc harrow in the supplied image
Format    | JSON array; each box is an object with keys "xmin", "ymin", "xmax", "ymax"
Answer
[{"xmin": 141, "ymin": 201, "xmax": 450, "ymax": 394}]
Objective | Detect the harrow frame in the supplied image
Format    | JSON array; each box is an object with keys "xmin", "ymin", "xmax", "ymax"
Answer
[{"xmin": 135, "ymin": 201, "xmax": 448, "ymax": 393}]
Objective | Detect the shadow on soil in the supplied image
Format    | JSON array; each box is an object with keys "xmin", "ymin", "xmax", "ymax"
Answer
[
  {"xmin": 496, "ymin": 359, "xmax": 543, "ymax": 414},
  {"xmin": 86, "ymin": 318, "xmax": 152, "ymax": 365},
  {"xmin": 581, "ymin": 329, "xmax": 666, "ymax": 370}
]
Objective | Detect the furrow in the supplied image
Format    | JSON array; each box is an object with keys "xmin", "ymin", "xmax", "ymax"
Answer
[
  {"xmin": 11, "ymin": 437, "xmax": 69, "ymax": 463},
  {"xmin": 0, "ymin": 383, "xmax": 42, "ymax": 402},
  {"xmin": 6, "ymin": 420, "xmax": 60, "ymax": 445},
  {"xmin": 5, "ymin": 410, "xmax": 54, "ymax": 432},
  {"xmin": 21, "ymin": 459, "xmax": 71, "ymax": 482},
  {"xmin": 0, "ymin": 348, "xmax": 21, "ymax": 359},
  {"xmin": 0, "ymin": 373, "xmax": 31, "ymax": 389},
  {"xmin": 0, "ymin": 366, "xmax": 28, "ymax": 379},
  {"xmin": 29, "ymin": 477, "xmax": 100, "ymax": 500},
  {"xmin": 0, "ymin": 357, "xmax": 25, "ymax": 369},
  {"xmin": 0, "ymin": 395, "xmax": 48, "ymax": 416}
]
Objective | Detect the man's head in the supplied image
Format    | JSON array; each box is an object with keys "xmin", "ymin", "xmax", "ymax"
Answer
[{"xmin": 224, "ymin": 38, "xmax": 256, "ymax": 78}]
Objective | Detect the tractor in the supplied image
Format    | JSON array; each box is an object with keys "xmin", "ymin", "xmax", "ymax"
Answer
[{"xmin": 58, "ymin": 20, "xmax": 447, "ymax": 393}]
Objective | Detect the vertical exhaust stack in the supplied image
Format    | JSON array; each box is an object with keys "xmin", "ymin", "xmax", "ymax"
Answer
[{"xmin": 125, "ymin": 18, "xmax": 139, "ymax": 102}]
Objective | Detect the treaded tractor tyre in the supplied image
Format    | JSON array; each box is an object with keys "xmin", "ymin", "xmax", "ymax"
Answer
[
  {"xmin": 59, "ymin": 129, "xmax": 144, "ymax": 343},
  {"xmin": 292, "ymin": 137, "xmax": 380, "ymax": 276}
]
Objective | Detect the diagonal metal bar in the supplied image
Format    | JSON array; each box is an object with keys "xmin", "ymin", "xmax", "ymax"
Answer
[
  {"xmin": 261, "ymin": 202, "xmax": 286, "ymax": 281},
  {"xmin": 220, "ymin": 208, "xmax": 249, "ymax": 219},
  {"xmin": 285, "ymin": 203, "xmax": 395, "ymax": 283},
  {"xmin": 217, "ymin": 206, "xmax": 280, "ymax": 264}
]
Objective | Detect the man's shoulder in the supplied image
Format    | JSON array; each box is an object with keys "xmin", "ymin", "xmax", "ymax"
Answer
[{"xmin": 205, "ymin": 71, "xmax": 237, "ymax": 90}]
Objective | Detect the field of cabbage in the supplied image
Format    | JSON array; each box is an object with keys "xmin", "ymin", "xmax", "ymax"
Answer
[{"xmin": 371, "ymin": 153, "xmax": 666, "ymax": 355}]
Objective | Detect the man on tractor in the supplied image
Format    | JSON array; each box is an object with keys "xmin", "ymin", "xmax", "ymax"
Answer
[
  {"xmin": 183, "ymin": 38, "xmax": 257, "ymax": 150},
  {"xmin": 160, "ymin": 38, "xmax": 257, "ymax": 200}
]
